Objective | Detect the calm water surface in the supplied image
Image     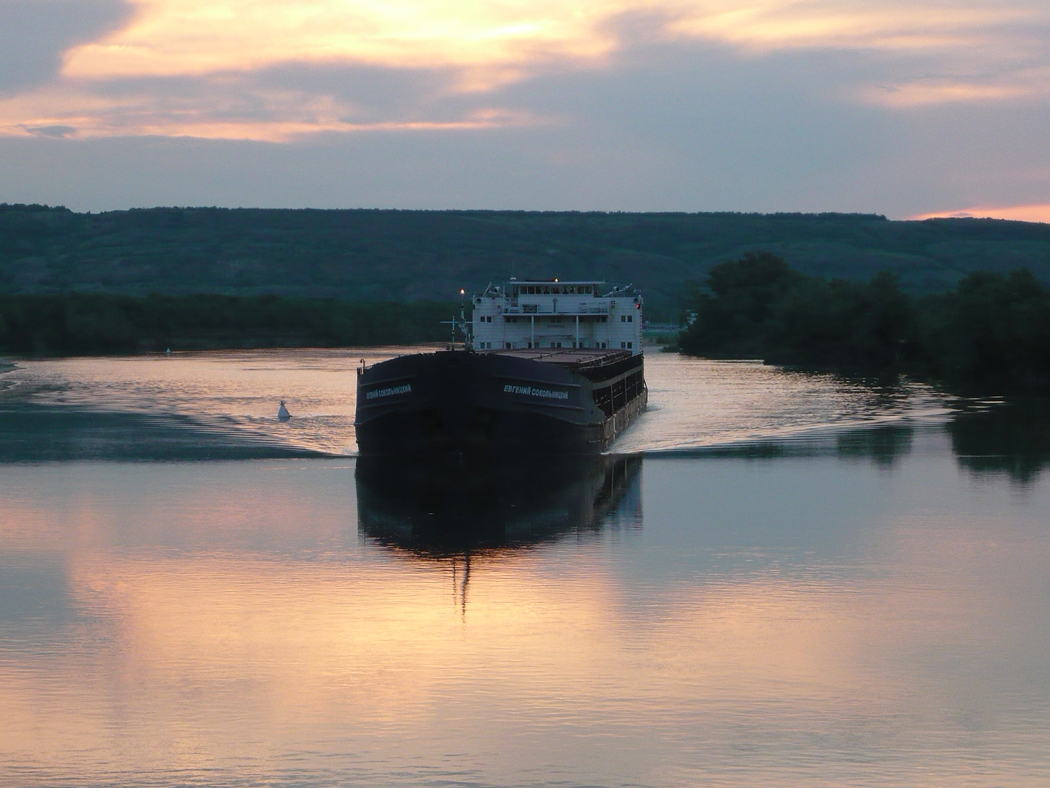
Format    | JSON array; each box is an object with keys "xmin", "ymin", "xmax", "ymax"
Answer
[{"xmin": 1, "ymin": 350, "xmax": 1048, "ymax": 787}]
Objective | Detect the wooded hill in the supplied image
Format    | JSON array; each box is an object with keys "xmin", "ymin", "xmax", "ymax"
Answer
[{"xmin": 4, "ymin": 204, "xmax": 1050, "ymax": 319}]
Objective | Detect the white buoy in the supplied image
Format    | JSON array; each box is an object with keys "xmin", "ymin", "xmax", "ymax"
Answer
[{"xmin": 277, "ymin": 400, "xmax": 291, "ymax": 421}]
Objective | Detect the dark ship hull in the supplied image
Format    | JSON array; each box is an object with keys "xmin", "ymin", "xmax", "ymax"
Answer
[{"xmin": 354, "ymin": 348, "xmax": 646, "ymax": 457}]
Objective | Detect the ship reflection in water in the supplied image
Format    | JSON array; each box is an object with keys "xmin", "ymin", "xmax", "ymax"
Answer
[{"xmin": 356, "ymin": 454, "xmax": 642, "ymax": 556}]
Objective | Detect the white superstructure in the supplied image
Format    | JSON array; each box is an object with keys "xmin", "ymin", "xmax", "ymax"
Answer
[{"xmin": 471, "ymin": 279, "xmax": 642, "ymax": 355}]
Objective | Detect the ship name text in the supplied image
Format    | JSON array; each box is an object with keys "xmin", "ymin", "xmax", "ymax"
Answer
[
  {"xmin": 366, "ymin": 383, "xmax": 413, "ymax": 400},
  {"xmin": 504, "ymin": 384, "xmax": 569, "ymax": 400}
]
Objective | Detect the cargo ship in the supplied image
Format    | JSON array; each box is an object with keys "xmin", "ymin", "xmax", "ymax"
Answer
[{"xmin": 354, "ymin": 279, "xmax": 647, "ymax": 456}]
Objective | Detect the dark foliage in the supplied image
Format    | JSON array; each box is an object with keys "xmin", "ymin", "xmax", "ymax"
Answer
[
  {"xmin": 0, "ymin": 293, "xmax": 458, "ymax": 355},
  {"xmin": 917, "ymin": 270, "xmax": 1050, "ymax": 392},
  {"xmin": 5, "ymin": 205, "xmax": 1050, "ymax": 321},
  {"xmin": 680, "ymin": 252, "xmax": 913, "ymax": 369},
  {"xmin": 680, "ymin": 253, "xmax": 1050, "ymax": 393}
]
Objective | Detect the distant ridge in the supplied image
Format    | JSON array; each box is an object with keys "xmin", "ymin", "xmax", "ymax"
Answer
[{"xmin": 3, "ymin": 206, "xmax": 1050, "ymax": 318}]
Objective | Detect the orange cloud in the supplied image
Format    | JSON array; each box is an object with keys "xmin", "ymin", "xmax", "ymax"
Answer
[
  {"xmin": 2, "ymin": 0, "xmax": 1049, "ymax": 140},
  {"xmin": 668, "ymin": 2, "xmax": 1029, "ymax": 52},
  {"xmin": 61, "ymin": 0, "xmax": 621, "ymax": 78},
  {"xmin": 59, "ymin": 1, "xmax": 1048, "ymax": 80}
]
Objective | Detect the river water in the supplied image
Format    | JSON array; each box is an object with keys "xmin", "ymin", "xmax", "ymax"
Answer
[{"xmin": 1, "ymin": 350, "xmax": 1049, "ymax": 787}]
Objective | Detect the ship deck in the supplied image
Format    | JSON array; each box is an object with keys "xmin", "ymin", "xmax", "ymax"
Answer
[{"xmin": 485, "ymin": 348, "xmax": 634, "ymax": 370}]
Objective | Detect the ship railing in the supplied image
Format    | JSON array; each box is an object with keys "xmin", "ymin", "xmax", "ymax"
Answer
[{"xmin": 503, "ymin": 305, "xmax": 609, "ymax": 316}]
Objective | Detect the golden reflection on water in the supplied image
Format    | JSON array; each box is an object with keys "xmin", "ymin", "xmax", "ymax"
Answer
[{"xmin": 2, "ymin": 444, "xmax": 1050, "ymax": 786}]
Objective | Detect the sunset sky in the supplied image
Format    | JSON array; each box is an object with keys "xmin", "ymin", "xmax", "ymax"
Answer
[{"xmin": 1, "ymin": 0, "xmax": 1049, "ymax": 217}]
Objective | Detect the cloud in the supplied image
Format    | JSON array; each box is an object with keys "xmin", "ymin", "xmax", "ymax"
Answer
[
  {"xmin": 4, "ymin": 42, "xmax": 1049, "ymax": 217},
  {"xmin": 55, "ymin": 1, "xmax": 1050, "ymax": 79},
  {"xmin": 1, "ymin": 1, "xmax": 1050, "ymax": 217},
  {"xmin": 19, "ymin": 124, "xmax": 77, "ymax": 137},
  {"xmin": 0, "ymin": 0, "xmax": 132, "ymax": 93},
  {"xmin": 0, "ymin": 64, "xmax": 543, "ymax": 141},
  {"xmin": 60, "ymin": 0, "xmax": 620, "ymax": 78},
  {"xmin": 1, "ymin": 0, "xmax": 1050, "ymax": 141}
]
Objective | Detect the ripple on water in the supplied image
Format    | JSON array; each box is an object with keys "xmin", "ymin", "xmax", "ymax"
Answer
[{"xmin": 0, "ymin": 348, "xmax": 951, "ymax": 460}]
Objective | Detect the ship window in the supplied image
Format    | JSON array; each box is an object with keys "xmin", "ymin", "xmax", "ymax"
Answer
[
  {"xmin": 621, "ymin": 341, "xmax": 625, "ymax": 348},
  {"xmin": 506, "ymin": 342, "xmax": 512, "ymax": 349},
  {"xmin": 628, "ymin": 341, "xmax": 633, "ymax": 349},
  {"xmin": 627, "ymin": 315, "xmax": 633, "ymax": 322}
]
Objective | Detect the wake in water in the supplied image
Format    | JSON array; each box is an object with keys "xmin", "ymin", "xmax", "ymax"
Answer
[{"xmin": 0, "ymin": 349, "xmax": 952, "ymax": 461}]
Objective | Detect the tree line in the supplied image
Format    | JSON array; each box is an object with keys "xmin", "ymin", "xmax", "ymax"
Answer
[
  {"xmin": 678, "ymin": 252, "xmax": 1050, "ymax": 393},
  {"xmin": 0, "ymin": 294, "xmax": 460, "ymax": 355},
  {"xmin": 6, "ymin": 204, "xmax": 1050, "ymax": 321}
]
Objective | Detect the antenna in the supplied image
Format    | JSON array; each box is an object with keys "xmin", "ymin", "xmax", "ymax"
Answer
[
  {"xmin": 442, "ymin": 288, "xmax": 471, "ymax": 350},
  {"xmin": 460, "ymin": 289, "xmax": 470, "ymax": 350}
]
